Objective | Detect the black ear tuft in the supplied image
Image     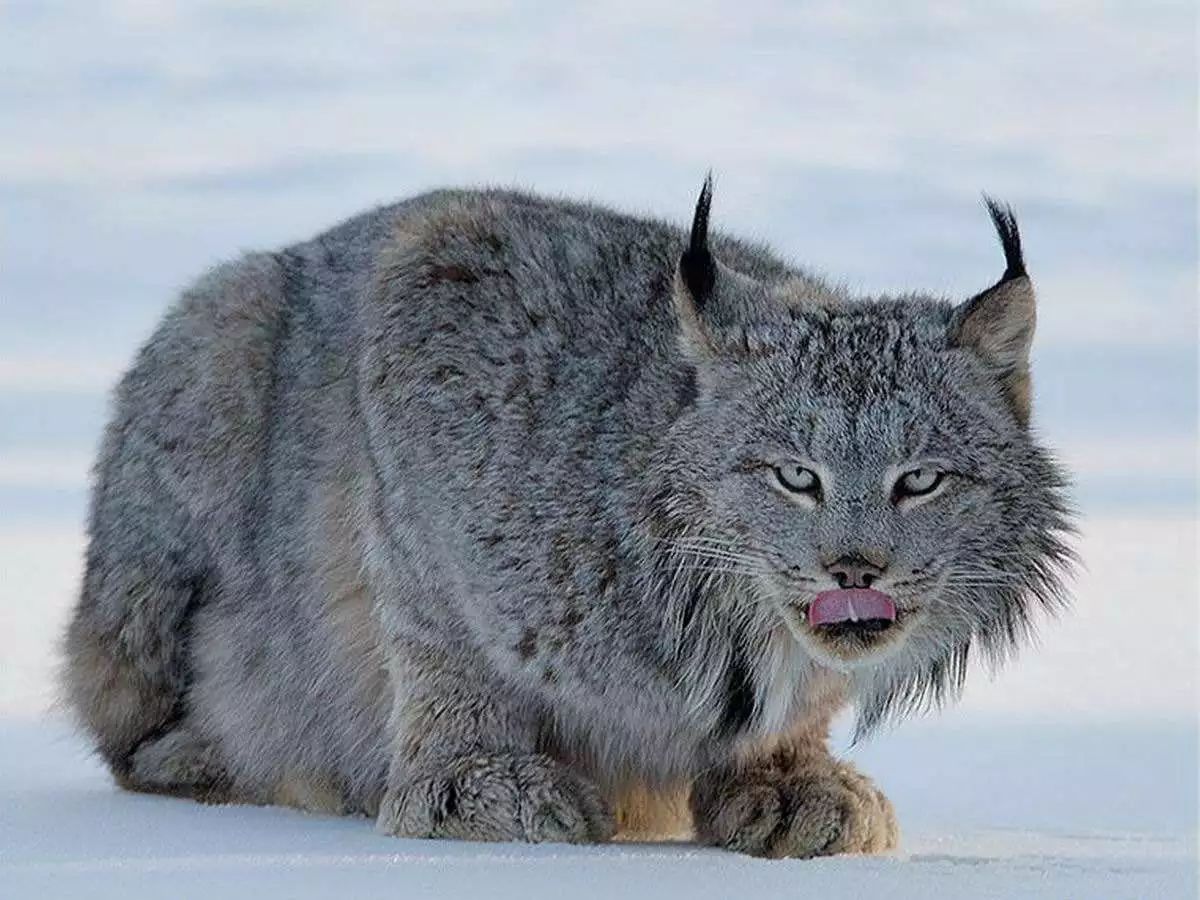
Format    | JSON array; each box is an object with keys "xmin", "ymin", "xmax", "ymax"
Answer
[
  {"xmin": 982, "ymin": 194, "xmax": 1026, "ymax": 282},
  {"xmin": 679, "ymin": 173, "xmax": 716, "ymax": 308}
]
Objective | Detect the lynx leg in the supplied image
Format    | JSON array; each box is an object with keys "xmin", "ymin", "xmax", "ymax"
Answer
[
  {"xmin": 375, "ymin": 645, "xmax": 614, "ymax": 844},
  {"xmin": 691, "ymin": 740, "xmax": 898, "ymax": 858},
  {"xmin": 118, "ymin": 722, "xmax": 233, "ymax": 804},
  {"xmin": 63, "ymin": 425, "xmax": 210, "ymax": 779}
]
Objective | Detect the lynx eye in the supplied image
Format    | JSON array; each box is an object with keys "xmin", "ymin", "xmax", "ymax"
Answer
[
  {"xmin": 774, "ymin": 463, "xmax": 820, "ymax": 496},
  {"xmin": 893, "ymin": 467, "xmax": 945, "ymax": 500}
]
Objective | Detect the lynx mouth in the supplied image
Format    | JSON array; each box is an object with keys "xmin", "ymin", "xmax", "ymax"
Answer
[
  {"xmin": 807, "ymin": 588, "xmax": 897, "ymax": 628},
  {"xmin": 813, "ymin": 617, "xmax": 898, "ymax": 639},
  {"xmin": 798, "ymin": 588, "xmax": 909, "ymax": 657}
]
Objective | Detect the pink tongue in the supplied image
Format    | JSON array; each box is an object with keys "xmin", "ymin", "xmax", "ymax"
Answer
[{"xmin": 808, "ymin": 588, "xmax": 897, "ymax": 627}]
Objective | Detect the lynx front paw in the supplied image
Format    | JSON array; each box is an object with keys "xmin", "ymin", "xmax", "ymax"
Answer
[
  {"xmin": 378, "ymin": 753, "xmax": 614, "ymax": 845},
  {"xmin": 692, "ymin": 758, "xmax": 898, "ymax": 859}
]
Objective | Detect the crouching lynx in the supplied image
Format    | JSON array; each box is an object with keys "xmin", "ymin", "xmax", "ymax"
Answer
[{"xmin": 63, "ymin": 179, "xmax": 1072, "ymax": 857}]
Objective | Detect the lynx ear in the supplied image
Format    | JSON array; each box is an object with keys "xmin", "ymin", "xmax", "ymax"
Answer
[
  {"xmin": 674, "ymin": 174, "xmax": 719, "ymax": 352},
  {"xmin": 673, "ymin": 174, "xmax": 768, "ymax": 357},
  {"xmin": 950, "ymin": 197, "xmax": 1036, "ymax": 424},
  {"xmin": 679, "ymin": 174, "xmax": 717, "ymax": 308}
]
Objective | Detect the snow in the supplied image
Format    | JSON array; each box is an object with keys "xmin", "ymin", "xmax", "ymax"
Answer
[{"xmin": 1, "ymin": 719, "xmax": 1194, "ymax": 899}]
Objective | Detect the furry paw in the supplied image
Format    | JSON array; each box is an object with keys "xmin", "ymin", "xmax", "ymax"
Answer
[
  {"xmin": 692, "ymin": 758, "xmax": 898, "ymax": 858},
  {"xmin": 378, "ymin": 753, "xmax": 615, "ymax": 844},
  {"xmin": 118, "ymin": 726, "xmax": 231, "ymax": 804}
]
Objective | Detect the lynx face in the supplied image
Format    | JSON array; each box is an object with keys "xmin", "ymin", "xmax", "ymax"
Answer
[
  {"xmin": 666, "ymin": 180, "xmax": 1073, "ymax": 727},
  {"xmin": 695, "ymin": 307, "xmax": 1068, "ymax": 668}
]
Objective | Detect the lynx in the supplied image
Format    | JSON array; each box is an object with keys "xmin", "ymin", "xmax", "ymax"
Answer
[{"xmin": 63, "ymin": 179, "xmax": 1072, "ymax": 857}]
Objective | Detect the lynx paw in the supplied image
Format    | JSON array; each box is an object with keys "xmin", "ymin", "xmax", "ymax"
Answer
[
  {"xmin": 118, "ymin": 725, "xmax": 231, "ymax": 804},
  {"xmin": 378, "ymin": 753, "xmax": 614, "ymax": 844},
  {"xmin": 693, "ymin": 758, "xmax": 898, "ymax": 858}
]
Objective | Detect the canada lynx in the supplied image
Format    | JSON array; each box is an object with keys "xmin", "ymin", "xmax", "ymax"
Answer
[{"xmin": 64, "ymin": 179, "xmax": 1072, "ymax": 857}]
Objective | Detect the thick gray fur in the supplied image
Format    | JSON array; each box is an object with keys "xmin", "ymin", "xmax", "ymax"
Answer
[{"xmin": 62, "ymin": 184, "xmax": 1073, "ymax": 856}]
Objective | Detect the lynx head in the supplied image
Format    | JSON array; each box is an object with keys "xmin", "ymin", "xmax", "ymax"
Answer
[{"xmin": 658, "ymin": 177, "xmax": 1075, "ymax": 734}]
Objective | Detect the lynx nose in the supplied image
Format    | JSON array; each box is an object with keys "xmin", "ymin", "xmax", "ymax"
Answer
[{"xmin": 826, "ymin": 555, "xmax": 886, "ymax": 589}]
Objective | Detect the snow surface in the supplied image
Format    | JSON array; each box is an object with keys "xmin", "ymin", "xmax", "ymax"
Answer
[{"xmin": 2, "ymin": 718, "xmax": 1194, "ymax": 899}]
